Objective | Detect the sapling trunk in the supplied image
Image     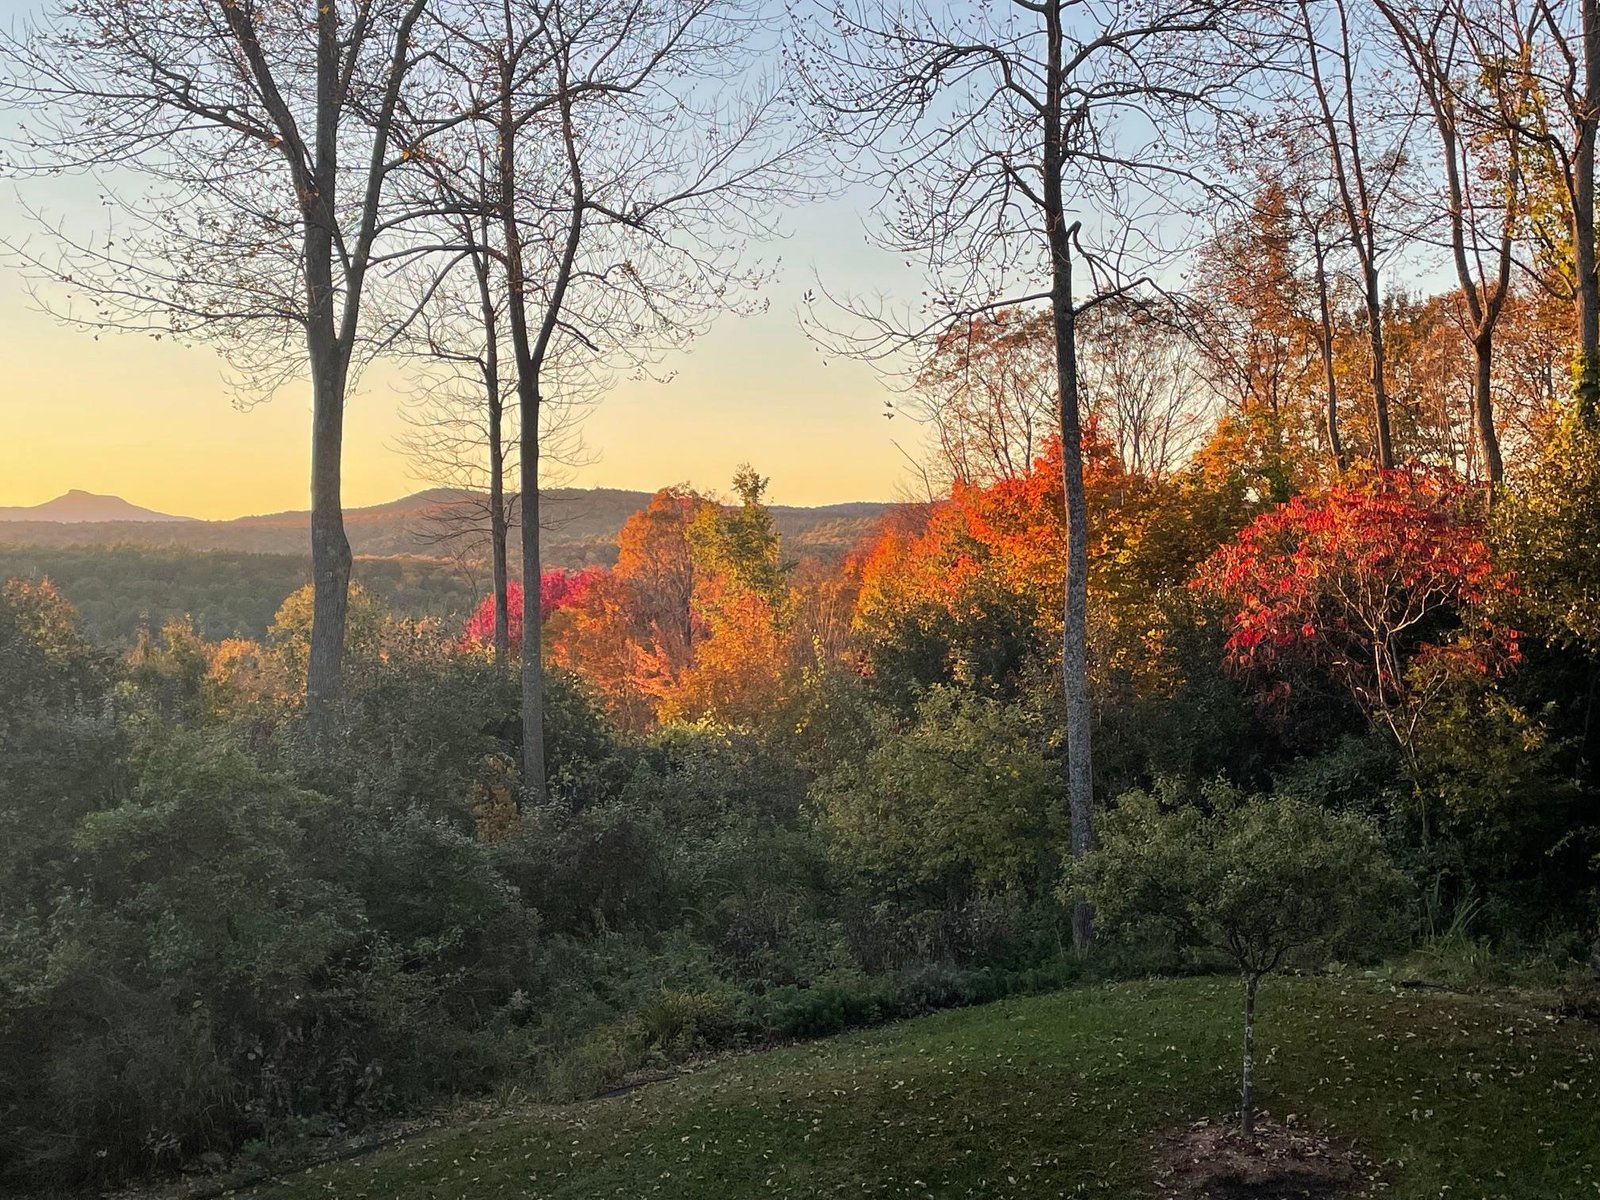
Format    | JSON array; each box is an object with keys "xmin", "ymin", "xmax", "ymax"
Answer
[{"xmin": 1241, "ymin": 972, "xmax": 1260, "ymax": 1136}]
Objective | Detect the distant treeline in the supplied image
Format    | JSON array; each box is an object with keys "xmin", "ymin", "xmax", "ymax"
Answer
[{"xmin": 0, "ymin": 545, "xmax": 480, "ymax": 645}]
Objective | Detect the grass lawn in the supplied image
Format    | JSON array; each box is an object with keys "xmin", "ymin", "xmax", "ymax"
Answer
[{"xmin": 243, "ymin": 975, "xmax": 1600, "ymax": 1199}]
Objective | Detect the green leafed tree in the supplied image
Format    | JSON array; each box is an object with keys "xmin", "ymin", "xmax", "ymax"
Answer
[
  {"xmin": 688, "ymin": 467, "xmax": 789, "ymax": 608},
  {"xmin": 1074, "ymin": 784, "xmax": 1407, "ymax": 1135}
]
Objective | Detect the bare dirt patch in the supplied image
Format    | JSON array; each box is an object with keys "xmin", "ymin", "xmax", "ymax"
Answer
[{"xmin": 1155, "ymin": 1115, "xmax": 1376, "ymax": 1200}]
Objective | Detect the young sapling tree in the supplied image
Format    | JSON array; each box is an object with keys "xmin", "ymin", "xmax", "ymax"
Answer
[{"xmin": 1075, "ymin": 784, "xmax": 1406, "ymax": 1136}]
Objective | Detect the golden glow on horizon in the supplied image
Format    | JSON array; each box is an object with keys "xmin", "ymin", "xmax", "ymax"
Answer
[{"xmin": 0, "ymin": 299, "xmax": 907, "ymax": 521}]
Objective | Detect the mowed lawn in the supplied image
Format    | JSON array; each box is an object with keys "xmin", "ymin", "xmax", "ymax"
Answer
[{"xmin": 244, "ymin": 975, "xmax": 1600, "ymax": 1200}]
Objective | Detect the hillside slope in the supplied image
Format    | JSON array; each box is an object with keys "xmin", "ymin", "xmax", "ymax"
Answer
[
  {"xmin": 0, "ymin": 490, "xmax": 193, "ymax": 523},
  {"xmin": 0, "ymin": 488, "xmax": 894, "ymax": 567},
  {"xmin": 243, "ymin": 975, "xmax": 1600, "ymax": 1200}
]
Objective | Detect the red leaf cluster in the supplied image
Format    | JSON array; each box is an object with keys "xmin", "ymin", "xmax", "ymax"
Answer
[
  {"xmin": 1192, "ymin": 468, "xmax": 1517, "ymax": 730},
  {"xmin": 459, "ymin": 568, "xmax": 605, "ymax": 650}
]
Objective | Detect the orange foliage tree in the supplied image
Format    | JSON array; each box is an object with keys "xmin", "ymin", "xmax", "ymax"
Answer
[
  {"xmin": 548, "ymin": 488, "xmax": 707, "ymax": 727},
  {"xmin": 853, "ymin": 434, "xmax": 1246, "ymax": 701},
  {"xmin": 665, "ymin": 468, "xmax": 799, "ymax": 726},
  {"xmin": 548, "ymin": 473, "xmax": 852, "ymax": 730}
]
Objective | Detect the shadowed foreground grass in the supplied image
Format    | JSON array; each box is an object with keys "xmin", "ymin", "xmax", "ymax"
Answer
[{"xmin": 245, "ymin": 975, "xmax": 1600, "ymax": 1199}]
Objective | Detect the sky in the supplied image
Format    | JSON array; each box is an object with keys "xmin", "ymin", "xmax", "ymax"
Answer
[
  {"xmin": 0, "ymin": 188, "xmax": 917, "ymax": 519},
  {"xmin": 0, "ymin": 0, "xmax": 923, "ymax": 519}
]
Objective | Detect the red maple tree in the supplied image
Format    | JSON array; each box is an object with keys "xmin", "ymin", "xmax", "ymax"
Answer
[
  {"xmin": 1192, "ymin": 468, "xmax": 1518, "ymax": 754},
  {"xmin": 460, "ymin": 568, "xmax": 604, "ymax": 653}
]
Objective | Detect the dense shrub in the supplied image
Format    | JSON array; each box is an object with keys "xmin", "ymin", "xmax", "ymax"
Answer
[{"xmin": 814, "ymin": 686, "xmax": 1061, "ymax": 900}]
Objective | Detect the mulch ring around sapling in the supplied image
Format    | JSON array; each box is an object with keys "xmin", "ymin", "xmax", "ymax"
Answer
[{"xmin": 1155, "ymin": 1114, "xmax": 1378, "ymax": 1200}]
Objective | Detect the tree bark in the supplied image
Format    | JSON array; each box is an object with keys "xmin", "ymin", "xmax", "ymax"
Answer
[
  {"xmin": 499, "ymin": 78, "xmax": 548, "ymax": 804},
  {"xmin": 1472, "ymin": 331, "xmax": 1504, "ymax": 484},
  {"xmin": 472, "ymin": 241, "xmax": 511, "ymax": 667},
  {"xmin": 515, "ymin": 395, "xmax": 546, "ymax": 801},
  {"xmin": 305, "ymin": 342, "xmax": 353, "ymax": 735},
  {"xmin": 1362, "ymin": 269, "xmax": 1396, "ymax": 471},
  {"xmin": 1240, "ymin": 973, "xmax": 1260, "ymax": 1136},
  {"xmin": 302, "ymin": 16, "xmax": 352, "ymax": 738},
  {"xmin": 490, "ymin": 428, "xmax": 510, "ymax": 667},
  {"xmin": 1576, "ymin": 0, "xmax": 1600, "ymax": 418},
  {"xmin": 1311, "ymin": 228, "xmax": 1346, "ymax": 472},
  {"xmin": 1043, "ymin": 0, "xmax": 1094, "ymax": 952}
]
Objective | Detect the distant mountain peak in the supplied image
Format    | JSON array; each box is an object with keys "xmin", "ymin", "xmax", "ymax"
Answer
[{"xmin": 0, "ymin": 491, "xmax": 195, "ymax": 524}]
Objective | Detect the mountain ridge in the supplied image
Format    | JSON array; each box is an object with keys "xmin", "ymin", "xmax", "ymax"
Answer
[
  {"xmin": 0, "ymin": 490, "xmax": 196, "ymax": 524},
  {"xmin": 0, "ymin": 486, "xmax": 898, "ymax": 568}
]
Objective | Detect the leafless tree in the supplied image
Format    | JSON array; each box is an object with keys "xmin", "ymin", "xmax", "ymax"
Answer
[
  {"xmin": 430, "ymin": 0, "xmax": 809, "ymax": 799},
  {"xmin": 795, "ymin": 0, "xmax": 1268, "ymax": 948},
  {"xmin": 896, "ymin": 308, "xmax": 1057, "ymax": 489},
  {"xmin": 395, "ymin": 202, "xmax": 520, "ymax": 663},
  {"xmin": 1077, "ymin": 301, "xmax": 1211, "ymax": 477},
  {"xmin": 1375, "ymin": 0, "xmax": 1541, "ymax": 485},
  {"xmin": 392, "ymin": 143, "xmax": 594, "ymax": 666},
  {"xmin": 1289, "ymin": 0, "xmax": 1425, "ymax": 470},
  {"xmin": 1, "ymin": 0, "xmax": 462, "ymax": 734},
  {"xmin": 894, "ymin": 300, "xmax": 1207, "ymax": 489}
]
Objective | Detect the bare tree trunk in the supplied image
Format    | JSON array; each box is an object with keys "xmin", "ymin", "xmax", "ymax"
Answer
[
  {"xmin": 1576, "ymin": 0, "xmax": 1600, "ymax": 418},
  {"xmin": 1043, "ymin": 6, "xmax": 1094, "ymax": 951},
  {"xmin": 515, "ymin": 393, "xmax": 546, "ymax": 801},
  {"xmin": 1302, "ymin": 0, "xmax": 1396, "ymax": 469},
  {"xmin": 1051, "ymin": 269, "xmax": 1095, "ymax": 952},
  {"xmin": 490, "ymin": 434, "xmax": 510, "ymax": 666},
  {"xmin": 472, "ymin": 240, "xmax": 512, "ymax": 667},
  {"xmin": 500, "ymin": 100, "xmax": 548, "ymax": 805},
  {"xmin": 306, "ymin": 344, "xmax": 353, "ymax": 735},
  {"xmin": 497, "ymin": 55, "xmax": 543, "ymax": 801},
  {"xmin": 1363, "ymin": 271, "xmax": 1396, "ymax": 471},
  {"xmin": 1311, "ymin": 228, "xmax": 1346, "ymax": 471},
  {"xmin": 1472, "ymin": 331, "xmax": 1504, "ymax": 484},
  {"xmin": 1241, "ymin": 972, "xmax": 1260, "ymax": 1136},
  {"xmin": 302, "ymin": 37, "xmax": 352, "ymax": 738}
]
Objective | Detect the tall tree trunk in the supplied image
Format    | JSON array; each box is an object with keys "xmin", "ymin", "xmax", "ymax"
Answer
[
  {"xmin": 1362, "ymin": 269, "xmax": 1396, "ymax": 470},
  {"xmin": 305, "ymin": 345, "xmax": 353, "ymax": 735},
  {"xmin": 490, "ymin": 437, "xmax": 510, "ymax": 667},
  {"xmin": 507, "ymin": 302, "xmax": 545, "ymax": 801},
  {"xmin": 1472, "ymin": 331, "xmax": 1504, "ymax": 484},
  {"xmin": 499, "ymin": 74, "xmax": 548, "ymax": 805},
  {"xmin": 515, "ymin": 390, "xmax": 546, "ymax": 802},
  {"xmin": 1240, "ymin": 973, "xmax": 1260, "ymax": 1136},
  {"xmin": 1312, "ymin": 231, "xmax": 1346, "ymax": 472},
  {"xmin": 1576, "ymin": 0, "xmax": 1600, "ymax": 418},
  {"xmin": 1042, "ymin": 4, "xmax": 1094, "ymax": 948},
  {"xmin": 474, "ymin": 242, "xmax": 511, "ymax": 667},
  {"xmin": 302, "ymin": 46, "xmax": 351, "ymax": 739},
  {"xmin": 1054, "ymin": 272, "xmax": 1096, "ymax": 952}
]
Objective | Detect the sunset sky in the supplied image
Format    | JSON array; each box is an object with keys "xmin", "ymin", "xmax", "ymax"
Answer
[
  {"xmin": 0, "ymin": 182, "xmax": 915, "ymax": 518},
  {"xmin": 0, "ymin": 0, "xmax": 916, "ymax": 523}
]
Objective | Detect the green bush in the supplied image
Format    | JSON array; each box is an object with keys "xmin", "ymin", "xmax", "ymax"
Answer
[{"xmin": 813, "ymin": 686, "xmax": 1062, "ymax": 932}]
